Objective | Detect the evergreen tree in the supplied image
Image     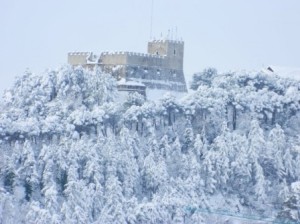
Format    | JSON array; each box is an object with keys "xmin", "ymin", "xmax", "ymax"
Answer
[
  {"xmin": 190, "ymin": 67, "xmax": 218, "ymax": 90},
  {"xmin": 193, "ymin": 134, "xmax": 205, "ymax": 161},
  {"xmin": 201, "ymin": 151, "xmax": 217, "ymax": 194},
  {"xmin": 268, "ymin": 124, "xmax": 287, "ymax": 180},
  {"xmin": 99, "ymin": 174, "xmax": 126, "ymax": 223},
  {"xmin": 277, "ymin": 181, "xmax": 300, "ymax": 223},
  {"xmin": 182, "ymin": 127, "xmax": 194, "ymax": 153}
]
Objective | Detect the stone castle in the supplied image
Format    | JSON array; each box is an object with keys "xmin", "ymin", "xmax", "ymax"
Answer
[{"xmin": 68, "ymin": 39, "xmax": 187, "ymax": 96}]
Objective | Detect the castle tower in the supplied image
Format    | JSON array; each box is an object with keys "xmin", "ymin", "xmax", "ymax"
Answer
[{"xmin": 147, "ymin": 40, "xmax": 184, "ymax": 71}]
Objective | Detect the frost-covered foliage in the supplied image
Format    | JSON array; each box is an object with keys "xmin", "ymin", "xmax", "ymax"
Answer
[{"xmin": 0, "ymin": 66, "xmax": 300, "ymax": 223}]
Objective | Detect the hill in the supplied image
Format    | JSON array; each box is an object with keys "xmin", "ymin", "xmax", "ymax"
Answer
[{"xmin": 0, "ymin": 66, "xmax": 300, "ymax": 223}]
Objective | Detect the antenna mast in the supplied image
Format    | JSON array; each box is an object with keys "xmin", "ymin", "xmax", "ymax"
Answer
[{"xmin": 150, "ymin": 0, "xmax": 154, "ymax": 39}]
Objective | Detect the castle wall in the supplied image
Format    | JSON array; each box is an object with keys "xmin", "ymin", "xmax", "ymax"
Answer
[
  {"xmin": 126, "ymin": 53, "xmax": 165, "ymax": 68},
  {"xmin": 101, "ymin": 64, "xmax": 187, "ymax": 92},
  {"xmin": 68, "ymin": 52, "xmax": 91, "ymax": 65},
  {"xmin": 100, "ymin": 52, "xmax": 127, "ymax": 65},
  {"xmin": 124, "ymin": 66, "xmax": 184, "ymax": 82}
]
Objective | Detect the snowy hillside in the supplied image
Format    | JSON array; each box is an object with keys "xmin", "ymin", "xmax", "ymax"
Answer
[{"xmin": 1, "ymin": 66, "xmax": 300, "ymax": 223}]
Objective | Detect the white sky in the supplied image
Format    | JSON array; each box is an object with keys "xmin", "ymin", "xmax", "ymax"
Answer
[{"xmin": 1, "ymin": 0, "xmax": 300, "ymax": 94}]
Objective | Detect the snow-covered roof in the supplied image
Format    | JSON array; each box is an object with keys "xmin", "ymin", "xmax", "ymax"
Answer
[
  {"xmin": 117, "ymin": 79, "xmax": 145, "ymax": 87},
  {"xmin": 262, "ymin": 66, "xmax": 300, "ymax": 80}
]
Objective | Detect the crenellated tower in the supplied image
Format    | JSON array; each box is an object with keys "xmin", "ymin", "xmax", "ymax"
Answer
[{"xmin": 148, "ymin": 39, "xmax": 184, "ymax": 71}]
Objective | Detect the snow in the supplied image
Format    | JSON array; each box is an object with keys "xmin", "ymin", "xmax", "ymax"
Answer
[
  {"xmin": 130, "ymin": 77, "xmax": 185, "ymax": 86},
  {"xmin": 291, "ymin": 181, "xmax": 300, "ymax": 193},
  {"xmin": 146, "ymin": 88, "xmax": 186, "ymax": 101},
  {"xmin": 86, "ymin": 53, "xmax": 100, "ymax": 64},
  {"xmin": 117, "ymin": 78, "xmax": 145, "ymax": 87}
]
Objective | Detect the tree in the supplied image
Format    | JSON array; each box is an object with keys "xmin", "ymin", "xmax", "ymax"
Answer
[
  {"xmin": 182, "ymin": 127, "xmax": 194, "ymax": 153},
  {"xmin": 18, "ymin": 140, "xmax": 38, "ymax": 201},
  {"xmin": 253, "ymin": 161, "xmax": 267, "ymax": 203},
  {"xmin": 142, "ymin": 150, "xmax": 168, "ymax": 198},
  {"xmin": 211, "ymin": 124, "xmax": 230, "ymax": 189},
  {"xmin": 168, "ymin": 137, "xmax": 183, "ymax": 178},
  {"xmin": 190, "ymin": 67, "xmax": 218, "ymax": 90},
  {"xmin": 124, "ymin": 92, "xmax": 145, "ymax": 108},
  {"xmin": 277, "ymin": 181, "xmax": 300, "ymax": 223},
  {"xmin": 201, "ymin": 151, "xmax": 217, "ymax": 194},
  {"xmin": 3, "ymin": 155, "xmax": 15, "ymax": 194},
  {"xmin": 40, "ymin": 155, "xmax": 61, "ymax": 220},
  {"xmin": 229, "ymin": 134, "xmax": 252, "ymax": 195},
  {"xmin": 159, "ymin": 135, "xmax": 171, "ymax": 158},
  {"xmin": 248, "ymin": 120, "xmax": 265, "ymax": 162},
  {"xmin": 98, "ymin": 174, "xmax": 126, "ymax": 224},
  {"xmin": 268, "ymin": 124, "xmax": 288, "ymax": 181},
  {"xmin": 135, "ymin": 202, "xmax": 165, "ymax": 223},
  {"xmin": 159, "ymin": 93, "xmax": 181, "ymax": 126},
  {"xmin": 193, "ymin": 134, "xmax": 205, "ymax": 161},
  {"xmin": 61, "ymin": 165, "xmax": 90, "ymax": 223}
]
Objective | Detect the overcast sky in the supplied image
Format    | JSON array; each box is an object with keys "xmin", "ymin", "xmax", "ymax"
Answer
[{"xmin": 1, "ymin": 0, "xmax": 300, "ymax": 94}]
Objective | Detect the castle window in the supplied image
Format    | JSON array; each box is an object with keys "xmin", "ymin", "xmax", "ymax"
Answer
[{"xmin": 174, "ymin": 49, "xmax": 176, "ymax": 55}]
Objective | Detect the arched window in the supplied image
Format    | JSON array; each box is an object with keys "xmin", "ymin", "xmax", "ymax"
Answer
[{"xmin": 174, "ymin": 49, "xmax": 176, "ymax": 55}]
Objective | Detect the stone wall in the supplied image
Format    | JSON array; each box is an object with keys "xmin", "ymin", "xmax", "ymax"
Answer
[
  {"xmin": 100, "ymin": 52, "xmax": 127, "ymax": 65},
  {"xmin": 68, "ymin": 52, "xmax": 91, "ymax": 65},
  {"xmin": 126, "ymin": 53, "xmax": 165, "ymax": 68}
]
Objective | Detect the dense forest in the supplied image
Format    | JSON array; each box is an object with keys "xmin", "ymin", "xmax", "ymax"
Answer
[{"xmin": 1, "ymin": 66, "xmax": 300, "ymax": 223}]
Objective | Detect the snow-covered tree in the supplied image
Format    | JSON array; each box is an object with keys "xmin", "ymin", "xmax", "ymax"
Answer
[
  {"xmin": 0, "ymin": 65, "xmax": 300, "ymax": 223},
  {"xmin": 277, "ymin": 181, "xmax": 300, "ymax": 223},
  {"xmin": 190, "ymin": 67, "xmax": 218, "ymax": 89}
]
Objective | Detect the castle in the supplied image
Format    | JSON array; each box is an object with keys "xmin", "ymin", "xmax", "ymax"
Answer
[{"xmin": 68, "ymin": 39, "xmax": 187, "ymax": 96}]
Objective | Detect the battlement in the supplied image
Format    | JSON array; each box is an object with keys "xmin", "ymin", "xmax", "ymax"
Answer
[
  {"xmin": 68, "ymin": 52, "xmax": 91, "ymax": 56},
  {"xmin": 151, "ymin": 39, "xmax": 184, "ymax": 45},
  {"xmin": 101, "ymin": 51, "xmax": 166, "ymax": 59},
  {"xmin": 127, "ymin": 52, "xmax": 166, "ymax": 59},
  {"xmin": 68, "ymin": 52, "xmax": 91, "ymax": 66}
]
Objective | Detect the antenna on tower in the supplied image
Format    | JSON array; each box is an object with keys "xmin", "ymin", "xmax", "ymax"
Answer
[{"xmin": 150, "ymin": 0, "xmax": 154, "ymax": 40}]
